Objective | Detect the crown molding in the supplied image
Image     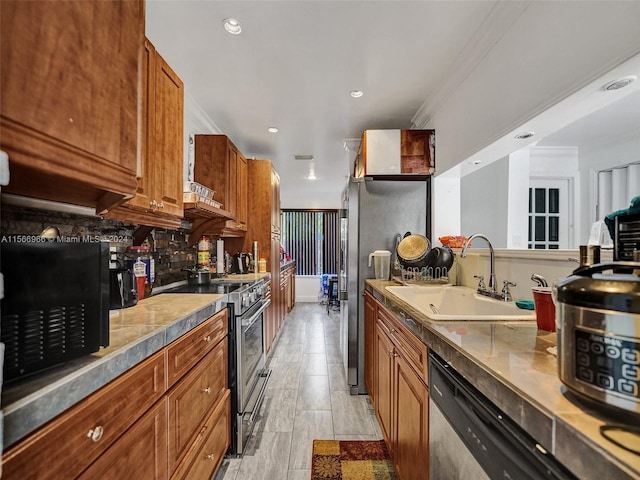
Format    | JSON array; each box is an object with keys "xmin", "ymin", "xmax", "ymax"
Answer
[{"xmin": 412, "ymin": 2, "xmax": 531, "ymax": 129}]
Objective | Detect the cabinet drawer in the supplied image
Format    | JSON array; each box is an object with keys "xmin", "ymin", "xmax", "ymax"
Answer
[
  {"xmin": 3, "ymin": 349, "xmax": 167, "ymax": 480},
  {"xmin": 171, "ymin": 390, "xmax": 231, "ymax": 480},
  {"xmin": 78, "ymin": 398, "xmax": 169, "ymax": 480},
  {"xmin": 167, "ymin": 308, "xmax": 227, "ymax": 387},
  {"xmin": 167, "ymin": 339, "xmax": 228, "ymax": 474},
  {"xmin": 377, "ymin": 306, "xmax": 428, "ymax": 384}
]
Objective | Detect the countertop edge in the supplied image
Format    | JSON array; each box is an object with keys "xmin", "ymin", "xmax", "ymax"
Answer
[
  {"xmin": 365, "ymin": 279, "xmax": 639, "ymax": 480},
  {"xmin": 2, "ymin": 295, "xmax": 228, "ymax": 448}
]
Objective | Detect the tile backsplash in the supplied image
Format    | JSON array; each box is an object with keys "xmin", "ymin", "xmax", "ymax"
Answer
[{"xmin": 0, "ymin": 205, "xmax": 196, "ymax": 288}]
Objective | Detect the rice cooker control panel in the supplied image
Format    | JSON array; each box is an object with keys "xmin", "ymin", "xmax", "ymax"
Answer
[{"xmin": 574, "ymin": 329, "xmax": 640, "ymax": 400}]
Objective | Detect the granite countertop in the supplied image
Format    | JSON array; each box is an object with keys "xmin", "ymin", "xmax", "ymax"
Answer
[
  {"xmin": 1, "ymin": 293, "xmax": 228, "ymax": 448},
  {"xmin": 280, "ymin": 259, "xmax": 296, "ymax": 271},
  {"xmin": 365, "ymin": 279, "xmax": 640, "ymax": 480}
]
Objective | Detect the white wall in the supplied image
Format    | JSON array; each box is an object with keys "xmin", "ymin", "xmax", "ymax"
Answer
[
  {"xmin": 296, "ymin": 276, "xmax": 323, "ymax": 303},
  {"xmin": 460, "ymin": 157, "xmax": 509, "ymax": 247},
  {"xmin": 453, "ymin": 248, "xmax": 613, "ymax": 302},
  {"xmin": 432, "ymin": 175, "xmax": 461, "ymax": 244},
  {"xmin": 183, "ymin": 90, "xmax": 223, "ymax": 183},
  {"xmin": 506, "ymin": 149, "xmax": 530, "ymax": 248},
  {"xmin": 578, "ymin": 133, "xmax": 640, "ymax": 241},
  {"xmin": 424, "ymin": 2, "xmax": 640, "ymax": 175}
]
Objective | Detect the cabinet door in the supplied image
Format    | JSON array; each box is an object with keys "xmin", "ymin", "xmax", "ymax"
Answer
[
  {"xmin": 167, "ymin": 309, "xmax": 227, "ymax": 388},
  {"xmin": 153, "ymin": 51, "xmax": 184, "ymax": 218},
  {"xmin": 78, "ymin": 399, "xmax": 169, "ymax": 480},
  {"xmin": 271, "ymin": 169, "xmax": 281, "ymax": 234},
  {"xmin": 171, "ymin": 390, "xmax": 230, "ymax": 480},
  {"xmin": 167, "ymin": 340, "xmax": 228, "ymax": 474},
  {"xmin": 400, "ymin": 130, "xmax": 434, "ymax": 174},
  {"xmin": 127, "ymin": 38, "xmax": 156, "ymax": 212},
  {"xmin": 0, "ymin": 0, "xmax": 140, "ymax": 211},
  {"xmin": 375, "ymin": 323, "xmax": 395, "ymax": 451},
  {"xmin": 2, "ymin": 350, "xmax": 166, "ymax": 480},
  {"xmin": 236, "ymin": 153, "xmax": 248, "ymax": 228},
  {"xmin": 364, "ymin": 292, "xmax": 376, "ymax": 402},
  {"xmin": 226, "ymin": 145, "xmax": 238, "ymax": 217},
  {"xmin": 393, "ymin": 353, "xmax": 429, "ymax": 480}
]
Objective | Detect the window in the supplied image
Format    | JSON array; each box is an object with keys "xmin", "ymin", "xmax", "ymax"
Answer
[
  {"xmin": 597, "ymin": 163, "xmax": 640, "ymax": 220},
  {"xmin": 528, "ymin": 179, "xmax": 570, "ymax": 249},
  {"xmin": 281, "ymin": 210, "xmax": 338, "ymax": 275}
]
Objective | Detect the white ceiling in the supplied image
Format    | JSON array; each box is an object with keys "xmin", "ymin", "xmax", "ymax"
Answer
[
  {"xmin": 145, "ymin": 0, "xmax": 504, "ymax": 207},
  {"xmin": 145, "ymin": 1, "xmax": 639, "ymax": 208}
]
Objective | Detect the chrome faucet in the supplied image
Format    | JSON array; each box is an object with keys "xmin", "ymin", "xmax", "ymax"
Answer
[{"xmin": 461, "ymin": 233, "xmax": 515, "ymax": 301}]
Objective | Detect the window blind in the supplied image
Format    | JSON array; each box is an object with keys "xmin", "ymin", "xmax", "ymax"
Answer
[
  {"xmin": 597, "ymin": 163, "xmax": 640, "ymax": 219},
  {"xmin": 281, "ymin": 210, "xmax": 338, "ymax": 275}
]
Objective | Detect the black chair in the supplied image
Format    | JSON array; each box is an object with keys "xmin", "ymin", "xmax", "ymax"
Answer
[{"xmin": 327, "ymin": 277, "xmax": 339, "ymax": 313}]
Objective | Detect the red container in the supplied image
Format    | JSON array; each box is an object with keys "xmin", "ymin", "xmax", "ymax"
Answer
[
  {"xmin": 532, "ymin": 287, "xmax": 555, "ymax": 332},
  {"xmin": 136, "ymin": 275, "xmax": 146, "ymax": 300}
]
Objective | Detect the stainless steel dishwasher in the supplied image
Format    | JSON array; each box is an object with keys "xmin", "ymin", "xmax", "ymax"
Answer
[{"xmin": 429, "ymin": 352, "xmax": 577, "ymax": 479}]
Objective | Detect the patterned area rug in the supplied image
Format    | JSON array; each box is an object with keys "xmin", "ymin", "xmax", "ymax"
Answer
[{"xmin": 311, "ymin": 439, "xmax": 396, "ymax": 480}]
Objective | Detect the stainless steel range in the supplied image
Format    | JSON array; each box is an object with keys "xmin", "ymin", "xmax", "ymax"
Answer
[{"xmin": 165, "ymin": 277, "xmax": 270, "ymax": 455}]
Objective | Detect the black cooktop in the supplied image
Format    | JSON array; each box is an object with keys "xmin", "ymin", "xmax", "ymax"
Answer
[{"xmin": 163, "ymin": 280, "xmax": 253, "ymax": 295}]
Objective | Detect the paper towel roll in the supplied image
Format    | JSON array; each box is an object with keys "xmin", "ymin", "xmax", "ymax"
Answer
[{"xmin": 216, "ymin": 239, "xmax": 224, "ymax": 273}]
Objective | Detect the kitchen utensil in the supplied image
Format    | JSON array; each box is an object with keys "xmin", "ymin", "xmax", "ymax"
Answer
[
  {"xmin": 368, "ymin": 250, "xmax": 391, "ymax": 280},
  {"xmin": 430, "ymin": 246, "xmax": 454, "ymax": 271},
  {"xmin": 109, "ymin": 267, "xmax": 138, "ymax": 309},
  {"xmin": 40, "ymin": 226, "xmax": 60, "ymax": 238},
  {"xmin": 182, "ymin": 267, "xmax": 212, "ymax": 285},
  {"xmin": 532, "ymin": 287, "xmax": 555, "ymax": 331},
  {"xmin": 556, "ymin": 262, "xmax": 640, "ymax": 420},
  {"xmin": 397, "ymin": 232, "xmax": 432, "ymax": 269}
]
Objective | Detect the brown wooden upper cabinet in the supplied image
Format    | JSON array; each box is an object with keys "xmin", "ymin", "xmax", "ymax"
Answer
[
  {"xmin": 0, "ymin": 0, "xmax": 143, "ymax": 213},
  {"xmin": 105, "ymin": 38, "xmax": 184, "ymax": 229},
  {"xmin": 193, "ymin": 135, "xmax": 248, "ymax": 237},
  {"xmin": 354, "ymin": 129, "xmax": 435, "ymax": 177}
]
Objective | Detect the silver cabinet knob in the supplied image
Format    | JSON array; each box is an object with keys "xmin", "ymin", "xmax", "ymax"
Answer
[
  {"xmin": 204, "ymin": 335, "xmax": 211, "ymax": 343},
  {"xmin": 206, "ymin": 454, "xmax": 215, "ymax": 461},
  {"xmin": 203, "ymin": 387, "xmax": 211, "ymax": 395},
  {"xmin": 87, "ymin": 426, "xmax": 104, "ymax": 442}
]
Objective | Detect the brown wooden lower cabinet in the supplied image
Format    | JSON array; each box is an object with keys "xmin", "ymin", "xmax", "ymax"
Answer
[
  {"xmin": 1, "ymin": 349, "xmax": 167, "ymax": 480},
  {"xmin": 171, "ymin": 390, "xmax": 230, "ymax": 480},
  {"xmin": 366, "ymin": 292, "xmax": 430, "ymax": 480},
  {"xmin": 78, "ymin": 399, "xmax": 169, "ymax": 480},
  {"xmin": 393, "ymin": 351, "xmax": 429, "ymax": 480},
  {"xmin": 364, "ymin": 292, "xmax": 376, "ymax": 403},
  {"xmin": 2, "ymin": 310, "xmax": 230, "ymax": 480}
]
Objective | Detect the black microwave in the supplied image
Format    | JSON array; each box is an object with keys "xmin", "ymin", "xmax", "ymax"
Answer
[{"xmin": 1, "ymin": 240, "xmax": 110, "ymax": 383}]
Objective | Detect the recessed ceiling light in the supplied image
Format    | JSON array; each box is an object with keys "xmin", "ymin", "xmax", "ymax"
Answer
[
  {"xmin": 602, "ymin": 75, "xmax": 637, "ymax": 91},
  {"xmin": 268, "ymin": 127, "xmax": 278, "ymax": 133},
  {"xmin": 223, "ymin": 18, "xmax": 242, "ymax": 35},
  {"xmin": 515, "ymin": 132, "xmax": 535, "ymax": 139},
  {"xmin": 350, "ymin": 90, "xmax": 363, "ymax": 98}
]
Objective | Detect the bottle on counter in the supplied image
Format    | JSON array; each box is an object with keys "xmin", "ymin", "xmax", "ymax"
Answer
[
  {"xmin": 258, "ymin": 258, "xmax": 267, "ymax": 273},
  {"xmin": 197, "ymin": 235, "xmax": 211, "ymax": 270}
]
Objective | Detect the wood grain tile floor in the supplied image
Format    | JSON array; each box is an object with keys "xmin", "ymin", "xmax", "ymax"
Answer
[{"xmin": 214, "ymin": 302, "xmax": 383, "ymax": 480}]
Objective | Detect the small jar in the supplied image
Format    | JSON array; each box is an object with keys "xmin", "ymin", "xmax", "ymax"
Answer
[{"xmin": 258, "ymin": 258, "xmax": 267, "ymax": 273}]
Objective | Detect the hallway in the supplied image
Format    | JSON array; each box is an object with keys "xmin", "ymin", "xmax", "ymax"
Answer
[{"xmin": 216, "ymin": 302, "xmax": 383, "ymax": 480}]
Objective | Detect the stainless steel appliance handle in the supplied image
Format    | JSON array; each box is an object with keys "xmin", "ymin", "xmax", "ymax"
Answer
[
  {"xmin": 243, "ymin": 299, "xmax": 271, "ymax": 329},
  {"xmin": 249, "ymin": 370, "xmax": 271, "ymax": 424}
]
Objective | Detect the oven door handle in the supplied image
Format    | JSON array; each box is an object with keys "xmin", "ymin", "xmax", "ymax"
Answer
[{"xmin": 243, "ymin": 299, "xmax": 271, "ymax": 330}]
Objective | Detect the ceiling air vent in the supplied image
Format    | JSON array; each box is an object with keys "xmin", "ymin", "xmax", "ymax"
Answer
[{"xmin": 294, "ymin": 155, "xmax": 314, "ymax": 161}]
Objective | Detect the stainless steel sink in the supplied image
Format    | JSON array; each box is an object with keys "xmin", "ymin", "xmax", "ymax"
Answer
[{"xmin": 385, "ymin": 285, "xmax": 536, "ymax": 321}]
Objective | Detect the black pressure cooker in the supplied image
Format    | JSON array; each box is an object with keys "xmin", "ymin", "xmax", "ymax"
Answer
[{"xmin": 556, "ymin": 262, "xmax": 640, "ymax": 420}]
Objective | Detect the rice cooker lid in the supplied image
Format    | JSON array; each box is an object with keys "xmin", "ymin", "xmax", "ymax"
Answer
[
  {"xmin": 397, "ymin": 234, "xmax": 430, "ymax": 261},
  {"xmin": 557, "ymin": 262, "xmax": 640, "ymax": 314}
]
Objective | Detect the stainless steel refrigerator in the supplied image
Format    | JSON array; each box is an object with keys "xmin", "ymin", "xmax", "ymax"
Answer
[{"xmin": 339, "ymin": 177, "xmax": 430, "ymax": 394}]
